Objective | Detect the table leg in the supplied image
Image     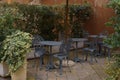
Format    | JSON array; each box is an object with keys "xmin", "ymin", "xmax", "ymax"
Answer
[
  {"xmin": 46, "ymin": 46, "xmax": 55, "ymax": 70},
  {"xmin": 73, "ymin": 42, "xmax": 81, "ymax": 62}
]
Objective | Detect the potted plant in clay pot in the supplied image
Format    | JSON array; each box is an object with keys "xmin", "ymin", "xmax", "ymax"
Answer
[
  {"xmin": 0, "ymin": 30, "xmax": 32, "ymax": 80},
  {"xmin": 0, "ymin": 3, "xmax": 32, "ymax": 80}
]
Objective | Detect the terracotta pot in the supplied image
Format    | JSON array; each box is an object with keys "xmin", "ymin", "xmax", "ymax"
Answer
[
  {"xmin": 11, "ymin": 59, "xmax": 27, "ymax": 80},
  {"xmin": 0, "ymin": 62, "xmax": 9, "ymax": 77}
]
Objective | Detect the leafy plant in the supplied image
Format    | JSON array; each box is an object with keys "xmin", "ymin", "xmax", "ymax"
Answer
[
  {"xmin": 0, "ymin": 3, "xmax": 23, "ymax": 42},
  {"xmin": 0, "ymin": 3, "xmax": 92, "ymax": 40},
  {"xmin": 0, "ymin": 30, "xmax": 32, "ymax": 73},
  {"xmin": 69, "ymin": 2, "xmax": 92, "ymax": 38},
  {"xmin": 105, "ymin": 0, "xmax": 120, "ymax": 80},
  {"xmin": 0, "ymin": 3, "xmax": 32, "ymax": 73}
]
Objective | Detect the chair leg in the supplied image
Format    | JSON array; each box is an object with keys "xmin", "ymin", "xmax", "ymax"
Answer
[
  {"xmin": 107, "ymin": 48, "xmax": 111, "ymax": 60},
  {"xmin": 85, "ymin": 51, "xmax": 88, "ymax": 61},
  {"xmin": 59, "ymin": 60, "xmax": 62, "ymax": 75},
  {"xmin": 83, "ymin": 50, "xmax": 88, "ymax": 61},
  {"xmin": 67, "ymin": 59, "xmax": 71, "ymax": 73},
  {"xmin": 42, "ymin": 56, "xmax": 44, "ymax": 65},
  {"xmin": 40, "ymin": 56, "xmax": 43, "ymax": 70},
  {"xmin": 82, "ymin": 50, "xmax": 85, "ymax": 61},
  {"xmin": 94, "ymin": 53, "xmax": 97, "ymax": 63},
  {"xmin": 90, "ymin": 52, "xmax": 93, "ymax": 63}
]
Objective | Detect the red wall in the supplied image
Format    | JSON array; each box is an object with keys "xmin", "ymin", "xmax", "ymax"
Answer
[{"xmin": 6, "ymin": 0, "xmax": 114, "ymax": 34}]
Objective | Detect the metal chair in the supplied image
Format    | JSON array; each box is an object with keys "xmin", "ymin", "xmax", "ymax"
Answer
[
  {"xmin": 34, "ymin": 46, "xmax": 47, "ymax": 69},
  {"xmin": 98, "ymin": 31, "xmax": 108, "ymax": 55},
  {"xmin": 53, "ymin": 39, "xmax": 73, "ymax": 75},
  {"xmin": 32, "ymin": 35, "xmax": 46, "ymax": 69},
  {"xmin": 32, "ymin": 34, "xmax": 44, "ymax": 47},
  {"xmin": 82, "ymin": 31, "xmax": 89, "ymax": 38},
  {"xmin": 101, "ymin": 44, "xmax": 112, "ymax": 60},
  {"xmin": 82, "ymin": 36, "xmax": 98, "ymax": 63}
]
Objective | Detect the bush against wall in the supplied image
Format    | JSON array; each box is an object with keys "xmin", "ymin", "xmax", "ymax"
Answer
[
  {"xmin": 69, "ymin": 2, "xmax": 92, "ymax": 38},
  {"xmin": 0, "ymin": 2, "xmax": 92, "ymax": 40},
  {"xmin": 0, "ymin": 3, "xmax": 23, "ymax": 42}
]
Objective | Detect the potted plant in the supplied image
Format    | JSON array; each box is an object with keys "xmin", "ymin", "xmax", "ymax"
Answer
[{"xmin": 0, "ymin": 30, "xmax": 32, "ymax": 80}]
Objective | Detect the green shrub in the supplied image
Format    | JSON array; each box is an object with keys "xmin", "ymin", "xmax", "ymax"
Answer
[
  {"xmin": 105, "ymin": 0, "xmax": 120, "ymax": 80},
  {"xmin": 0, "ymin": 4, "xmax": 23, "ymax": 42},
  {"xmin": 0, "ymin": 2, "xmax": 92, "ymax": 40},
  {"xmin": 69, "ymin": 3, "xmax": 92, "ymax": 37},
  {"xmin": 0, "ymin": 5, "xmax": 32, "ymax": 73},
  {"xmin": 0, "ymin": 30, "xmax": 32, "ymax": 73}
]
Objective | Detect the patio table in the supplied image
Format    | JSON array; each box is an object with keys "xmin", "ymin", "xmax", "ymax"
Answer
[
  {"xmin": 97, "ymin": 35, "xmax": 107, "ymax": 54},
  {"xmin": 88, "ymin": 34, "xmax": 107, "ymax": 55},
  {"xmin": 40, "ymin": 41, "xmax": 62, "ymax": 70},
  {"xmin": 71, "ymin": 38, "xmax": 88, "ymax": 62}
]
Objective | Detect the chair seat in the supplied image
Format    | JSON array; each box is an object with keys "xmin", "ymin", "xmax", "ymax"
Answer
[
  {"xmin": 35, "ymin": 47, "xmax": 46, "ymax": 56},
  {"xmin": 55, "ymin": 60, "xmax": 75, "ymax": 67},
  {"xmin": 101, "ymin": 44, "xmax": 112, "ymax": 48},
  {"xmin": 53, "ymin": 53, "xmax": 67, "ymax": 60},
  {"xmin": 83, "ymin": 48, "xmax": 95, "ymax": 52}
]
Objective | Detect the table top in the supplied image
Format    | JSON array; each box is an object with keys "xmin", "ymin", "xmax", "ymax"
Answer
[
  {"xmin": 89, "ymin": 35, "xmax": 107, "ymax": 39},
  {"xmin": 98, "ymin": 35, "xmax": 107, "ymax": 39},
  {"xmin": 71, "ymin": 38, "xmax": 88, "ymax": 42},
  {"xmin": 88, "ymin": 35, "xmax": 98, "ymax": 38},
  {"xmin": 40, "ymin": 41, "xmax": 62, "ymax": 46}
]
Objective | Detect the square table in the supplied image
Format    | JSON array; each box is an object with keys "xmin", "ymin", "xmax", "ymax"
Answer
[
  {"xmin": 71, "ymin": 38, "xmax": 88, "ymax": 62},
  {"xmin": 40, "ymin": 41, "xmax": 62, "ymax": 70}
]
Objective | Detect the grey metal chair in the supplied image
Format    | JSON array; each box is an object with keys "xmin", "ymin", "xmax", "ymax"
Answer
[
  {"xmin": 101, "ymin": 44, "xmax": 112, "ymax": 60},
  {"xmin": 98, "ymin": 31, "xmax": 108, "ymax": 55},
  {"xmin": 82, "ymin": 31, "xmax": 89, "ymax": 38},
  {"xmin": 53, "ymin": 39, "xmax": 73, "ymax": 75},
  {"xmin": 32, "ymin": 35, "xmax": 46, "ymax": 69},
  {"xmin": 82, "ymin": 37, "xmax": 98, "ymax": 63},
  {"xmin": 34, "ymin": 46, "xmax": 46, "ymax": 69},
  {"xmin": 32, "ymin": 35, "xmax": 44, "ymax": 47}
]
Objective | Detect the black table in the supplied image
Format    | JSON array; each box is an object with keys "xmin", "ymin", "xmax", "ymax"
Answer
[
  {"xmin": 71, "ymin": 38, "xmax": 88, "ymax": 62},
  {"xmin": 40, "ymin": 41, "xmax": 62, "ymax": 70},
  {"xmin": 89, "ymin": 35, "xmax": 107, "ymax": 55}
]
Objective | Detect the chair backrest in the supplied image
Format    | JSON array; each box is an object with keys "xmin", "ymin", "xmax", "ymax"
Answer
[
  {"xmin": 66, "ymin": 39, "xmax": 73, "ymax": 52},
  {"xmin": 83, "ymin": 31, "xmax": 89, "ymax": 38},
  {"xmin": 99, "ymin": 30, "xmax": 108, "ymax": 36},
  {"xmin": 59, "ymin": 39, "xmax": 73, "ymax": 56},
  {"xmin": 59, "ymin": 43, "xmax": 66, "ymax": 53},
  {"xmin": 32, "ymin": 35, "xmax": 44, "ymax": 46},
  {"xmin": 89, "ymin": 36, "xmax": 98, "ymax": 49}
]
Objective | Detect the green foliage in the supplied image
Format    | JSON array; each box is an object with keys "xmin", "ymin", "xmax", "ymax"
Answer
[
  {"xmin": 0, "ymin": 2, "xmax": 92, "ymax": 40},
  {"xmin": 0, "ymin": 4, "xmax": 23, "ymax": 42},
  {"xmin": 105, "ymin": 0, "xmax": 120, "ymax": 80},
  {"xmin": 69, "ymin": 3, "xmax": 92, "ymax": 37},
  {"xmin": 0, "ymin": 3, "xmax": 32, "ymax": 73},
  {"xmin": 0, "ymin": 30, "xmax": 32, "ymax": 73},
  {"xmin": 17, "ymin": 4, "xmax": 57, "ymax": 40},
  {"xmin": 105, "ymin": 54, "xmax": 120, "ymax": 80},
  {"xmin": 105, "ymin": 0, "xmax": 120, "ymax": 47}
]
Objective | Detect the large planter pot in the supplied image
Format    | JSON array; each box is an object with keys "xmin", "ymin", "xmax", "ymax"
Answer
[
  {"xmin": 0, "ymin": 62, "xmax": 9, "ymax": 77},
  {"xmin": 11, "ymin": 59, "xmax": 27, "ymax": 80}
]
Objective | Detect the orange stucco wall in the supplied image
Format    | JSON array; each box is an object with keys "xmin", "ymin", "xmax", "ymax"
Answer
[
  {"xmin": 84, "ymin": 0, "xmax": 114, "ymax": 34},
  {"xmin": 5, "ymin": 0, "xmax": 114, "ymax": 34}
]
